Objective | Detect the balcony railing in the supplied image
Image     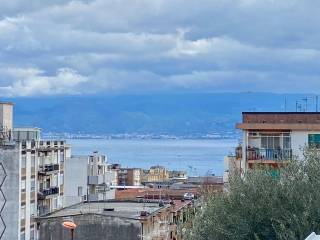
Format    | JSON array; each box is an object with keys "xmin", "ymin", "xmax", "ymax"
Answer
[
  {"xmin": 39, "ymin": 164, "xmax": 59, "ymax": 174},
  {"xmin": 246, "ymin": 148, "xmax": 292, "ymax": 161},
  {"xmin": 38, "ymin": 187, "xmax": 59, "ymax": 199}
]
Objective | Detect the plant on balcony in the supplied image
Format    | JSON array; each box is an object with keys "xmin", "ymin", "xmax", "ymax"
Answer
[{"xmin": 188, "ymin": 147, "xmax": 320, "ymax": 240}]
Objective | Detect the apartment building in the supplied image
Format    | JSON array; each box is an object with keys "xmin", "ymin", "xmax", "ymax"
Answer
[
  {"xmin": 141, "ymin": 165, "xmax": 169, "ymax": 183},
  {"xmin": 64, "ymin": 152, "xmax": 116, "ymax": 206},
  {"xmin": 0, "ymin": 102, "xmax": 68, "ymax": 240},
  {"xmin": 118, "ymin": 168, "xmax": 141, "ymax": 186},
  {"xmin": 224, "ymin": 112, "xmax": 320, "ymax": 180}
]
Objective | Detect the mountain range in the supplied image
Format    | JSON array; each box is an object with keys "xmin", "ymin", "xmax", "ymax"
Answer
[{"xmin": 3, "ymin": 92, "xmax": 317, "ymax": 137}]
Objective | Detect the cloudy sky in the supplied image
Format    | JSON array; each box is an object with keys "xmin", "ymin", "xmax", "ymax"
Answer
[{"xmin": 0, "ymin": 0, "xmax": 319, "ymax": 96}]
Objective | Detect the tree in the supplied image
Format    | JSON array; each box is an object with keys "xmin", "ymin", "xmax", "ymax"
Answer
[{"xmin": 189, "ymin": 148, "xmax": 320, "ymax": 240}]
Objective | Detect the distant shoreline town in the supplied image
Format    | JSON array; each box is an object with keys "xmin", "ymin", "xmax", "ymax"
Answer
[{"xmin": 42, "ymin": 131, "xmax": 239, "ymax": 140}]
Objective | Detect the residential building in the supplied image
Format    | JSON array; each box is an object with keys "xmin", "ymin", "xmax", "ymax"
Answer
[
  {"xmin": 64, "ymin": 152, "xmax": 116, "ymax": 206},
  {"xmin": 118, "ymin": 168, "xmax": 141, "ymax": 186},
  {"xmin": 168, "ymin": 170, "xmax": 187, "ymax": 182},
  {"xmin": 37, "ymin": 200, "xmax": 196, "ymax": 240},
  {"xmin": 141, "ymin": 166, "xmax": 169, "ymax": 183},
  {"xmin": 225, "ymin": 112, "xmax": 320, "ymax": 180},
  {"xmin": 0, "ymin": 102, "xmax": 68, "ymax": 240}
]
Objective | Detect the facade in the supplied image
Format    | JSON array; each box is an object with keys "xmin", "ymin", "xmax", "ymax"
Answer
[
  {"xmin": 118, "ymin": 168, "xmax": 141, "ymax": 186},
  {"xmin": 141, "ymin": 166, "xmax": 169, "ymax": 183},
  {"xmin": 0, "ymin": 102, "xmax": 69, "ymax": 240},
  {"xmin": 224, "ymin": 112, "xmax": 320, "ymax": 180},
  {"xmin": 64, "ymin": 152, "xmax": 116, "ymax": 206},
  {"xmin": 37, "ymin": 200, "xmax": 196, "ymax": 240}
]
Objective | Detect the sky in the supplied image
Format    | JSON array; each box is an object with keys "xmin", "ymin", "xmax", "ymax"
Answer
[{"xmin": 0, "ymin": 0, "xmax": 320, "ymax": 96}]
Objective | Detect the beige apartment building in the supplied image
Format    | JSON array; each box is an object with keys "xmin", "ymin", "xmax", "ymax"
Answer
[{"xmin": 141, "ymin": 165, "xmax": 170, "ymax": 183}]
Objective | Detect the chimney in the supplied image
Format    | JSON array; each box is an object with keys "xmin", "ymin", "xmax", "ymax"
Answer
[{"xmin": 0, "ymin": 102, "xmax": 13, "ymax": 131}]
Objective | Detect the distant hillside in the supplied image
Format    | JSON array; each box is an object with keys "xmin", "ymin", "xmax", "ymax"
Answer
[{"xmin": 3, "ymin": 92, "xmax": 317, "ymax": 137}]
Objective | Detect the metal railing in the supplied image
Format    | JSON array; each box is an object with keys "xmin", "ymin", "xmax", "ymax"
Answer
[
  {"xmin": 246, "ymin": 148, "xmax": 292, "ymax": 161},
  {"xmin": 38, "ymin": 187, "xmax": 59, "ymax": 199}
]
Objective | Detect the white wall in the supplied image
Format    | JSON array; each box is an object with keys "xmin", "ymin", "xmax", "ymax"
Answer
[
  {"xmin": 291, "ymin": 131, "xmax": 320, "ymax": 159},
  {"xmin": 63, "ymin": 156, "xmax": 88, "ymax": 207}
]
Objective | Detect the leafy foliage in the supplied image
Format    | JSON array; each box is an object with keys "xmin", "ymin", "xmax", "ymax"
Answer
[{"xmin": 189, "ymin": 148, "xmax": 320, "ymax": 240}]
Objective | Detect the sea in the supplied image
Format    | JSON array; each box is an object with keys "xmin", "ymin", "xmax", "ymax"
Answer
[{"xmin": 68, "ymin": 138, "xmax": 238, "ymax": 176}]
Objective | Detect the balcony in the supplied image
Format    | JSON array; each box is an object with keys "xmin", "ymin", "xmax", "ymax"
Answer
[
  {"xmin": 246, "ymin": 148, "xmax": 292, "ymax": 161},
  {"xmin": 38, "ymin": 164, "xmax": 59, "ymax": 176},
  {"xmin": 38, "ymin": 187, "xmax": 59, "ymax": 199},
  {"xmin": 88, "ymin": 175, "xmax": 104, "ymax": 185}
]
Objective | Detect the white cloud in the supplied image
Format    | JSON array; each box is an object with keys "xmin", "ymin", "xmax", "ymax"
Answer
[
  {"xmin": 0, "ymin": 67, "xmax": 87, "ymax": 96},
  {"xmin": 0, "ymin": 0, "xmax": 320, "ymax": 95}
]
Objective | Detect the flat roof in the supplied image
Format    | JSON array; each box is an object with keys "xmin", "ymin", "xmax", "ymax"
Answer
[
  {"xmin": 0, "ymin": 102, "xmax": 14, "ymax": 105},
  {"xmin": 39, "ymin": 201, "xmax": 164, "ymax": 220},
  {"xmin": 242, "ymin": 112, "xmax": 320, "ymax": 114},
  {"xmin": 236, "ymin": 123, "xmax": 320, "ymax": 131},
  {"xmin": 14, "ymin": 127, "xmax": 41, "ymax": 131},
  {"xmin": 238, "ymin": 112, "xmax": 320, "ymax": 130}
]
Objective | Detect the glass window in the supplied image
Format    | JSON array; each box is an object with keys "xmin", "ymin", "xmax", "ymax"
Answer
[
  {"xmin": 21, "ymin": 180, "xmax": 26, "ymax": 192},
  {"xmin": 60, "ymin": 151, "xmax": 65, "ymax": 162},
  {"xmin": 31, "ymin": 178, "xmax": 35, "ymax": 192},
  {"xmin": 60, "ymin": 174, "xmax": 64, "ymax": 185},
  {"xmin": 20, "ymin": 231, "xmax": 25, "ymax": 240},
  {"xmin": 78, "ymin": 186, "xmax": 83, "ymax": 197},
  {"xmin": 283, "ymin": 136, "xmax": 291, "ymax": 149},
  {"xmin": 21, "ymin": 206, "xmax": 26, "ymax": 220},
  {"xmin": 53, "ymin": 198, "xmax": 58, "ymax": 210},
  {"xmin": 309, "ymin": 134, "xmax": 320, "ymax": 148},
  {"xmin": 52, "ymin": 174, "xmax": 58, "ymax": 187},
  {"xmin": 274, "ymin": 137, "xmax": 280, "ymax": 148},
  {"xmin": 30, "ymin": 227, "xmax": 35, "ymax": 240},
  {"xmin": 21, "ymin": 155, "xmax": 26, "ymax": 169},
  {"xmin": 31, "ymin": 155, "xmax": 36, "ymax": 168},
  {"xmin": 30, "ymin": 203, "xmax": 36, "ymax": 216},
  {"xmin": 261, "ymin": 136, "xmax": 268, "ymax": 148}
]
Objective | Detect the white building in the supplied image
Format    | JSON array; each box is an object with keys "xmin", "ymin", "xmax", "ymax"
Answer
[
  {"xmin": 63, "ymin": 152, "xmax": 116, "ymax": 207},
  {"xmin": 224, "ymin": 112, "xmax": 320, "ymax": 181}
]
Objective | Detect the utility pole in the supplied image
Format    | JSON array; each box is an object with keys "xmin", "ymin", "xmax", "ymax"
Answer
[{"xmin": 284, "ymin": 97, "xmax": 287, "ymax": 112}]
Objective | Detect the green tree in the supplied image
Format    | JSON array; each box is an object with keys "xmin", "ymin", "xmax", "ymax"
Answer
[{"xmin": 189, "ymin": 148, "xmax": 320, "ymax": 240}]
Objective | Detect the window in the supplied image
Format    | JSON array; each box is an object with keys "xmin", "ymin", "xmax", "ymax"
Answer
[
  {"xmin": 30, "ymin": 227, "xmax": 35, "ymax": 240},
  {"xmin": 31, "ymin": 155, "xmax": 36, "ymax": 168},
  {"xmin": 31, "ymin": 178, "xmax": 35, "ymax": 192},
  {"xmin": 30, "ymin": 202, "xmax": 36, "ymax": 216},
  {"xmin": 21, "ymin": 155, "xmax": 26, "ymax": 169},
  {"xmin": 20, "ymin": 231, "xmax": 25, "ymax": 240},
  {"xmin": 21, "ymin": 206, "xmax": 26, "ymax": 220},
  {"xmin": 53, "ymin": 198, "xmax": 58, "ymax": 210},
  {"xmin": 78, "ymin": 186, "xmax": 83, "ymax": 197},
  {"xmin": 309, "ymin": 134, "xmax": 320, "ymax": 148},
  {"xmin": 60, "ymin": 151, "xmax": 65, "ymax": 162},
  {"xmin": 52, "ymin": 174, "xmax": 58, "ymax": 187},
  {"xmin": 60, "ymin": 174, "xmax": 64, "ymax": 185},
  {"xmin": 21, "ymin": 180, "xmax": 26, "ymax": 192}
]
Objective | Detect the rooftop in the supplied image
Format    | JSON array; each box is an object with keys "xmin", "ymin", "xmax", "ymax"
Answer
[
  {"xmin": 237, "ymin": 112, "xmax": 320, "ymax": 130},
  {"xmin": 39, "ymin": 201, "xmax": 165, "ymax": 220}
]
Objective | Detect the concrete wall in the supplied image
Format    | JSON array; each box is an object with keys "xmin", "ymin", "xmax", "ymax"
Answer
[
  {"xmin": 291, "ymin": 130, "xmax": 320, "ymax": 159},
  {"xmin": 0, "ymin": 103, "xmax": 13, "ymax": 130},
  {"xmin": 39, "ymin": 214, "xmax": 141, "ymax": 240},
  {"xmin": 63, "ymin": 156, "xmax": 88, "ymax": 207},
  {"xmin": 0, "ymin": 144, "xmax": 20, "ymax": 240}
]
